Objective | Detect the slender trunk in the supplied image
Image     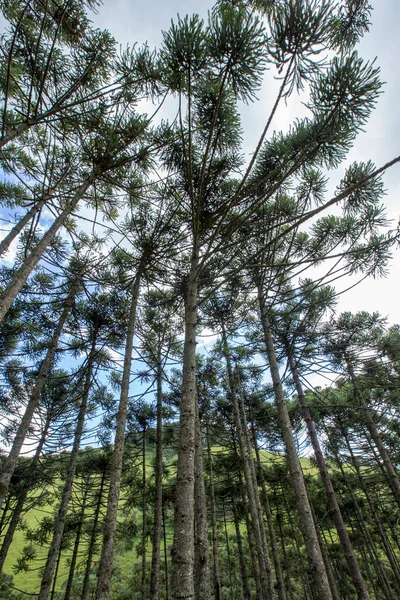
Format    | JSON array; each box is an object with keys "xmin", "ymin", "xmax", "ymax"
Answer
[
  {"xmin": 162, "ymin": 504, "xmax": 169, "ymax": 600},
  {"xmin": 0, "ymin": 274, "xmax": 81, "ymax": 507},
  {"xmin": 233, "ymin": 498, "xmax": 251, "ymax": 600},
  {"xmin": 64, "ymin": 483, "xmax": 89, "ymax": 600},
  {"xmin": 251, "ymin": 427, "xmax": 287, "ymax": 600},
  {"xmin": 332, "ymin": 441, "xmax": 395, "ymax": 600},
  {"xmin": 344, "ymin": 432, "xmax": 400, "ymax": 586},
  {"xmin": 206, "ymin": 424, "xmax": 222, "ymax": 600},
  {"xmin": 38, "ymin": 335, "xmax": 97, "ymax": 600},
  {"xmin": 274, "ymin": 491, "xmax": 294, "ymax": 600},
  {"xmin": 258, "ymin": 286, "xmax": 332, "ymax": 600},
  {"xmin": 171, "ymin": 254, "xmax": 198, "ymax": 600},
  {"xmin": 141, "ymin": 423, "xmax": 147, "ymax": 600},
  {"xmin": 222, "ymin": 324, "xmax": 273, "ymax": 600},
  {"xmin": 347, "ymin": 359, "xmax": 400, "ymax": 507},
  {"xmin": 50, "ymin": 542, "xmax": 62, "ymax": 600},
  {"xmin": 194, "ymin": 403, "xmax": 211, "ymax": 600},
  {"xmin": 222, "ymin": 501, "xmax": 234, "ymax": 595},
  {"xmin": 81, "ymin": 470, "xmax": 106, "ymax": 600},
  {"xmin": 96, "ymin": 273, "xmax": 141, "ymax": 600},
  {"xmin": 150, "ymin": 355, "xmax": 163, "ymax": 600},
  {"xmin": 0, "ymin": 197, "xmax": 47, "ymax": 257},
  {"xmin": 0, "ymin": 408, "xmax": 51, "ymax": 570},
  {"xmin": 288, "ymin": 354, "xmax": 370, "ymax": 600},
  {"xmin": 0, "ymin": 177, "xmax": 93, "ymax": 325},
  {"xmin": 311, "ymin": 507, "xmax": 341, "ymax": 600}
]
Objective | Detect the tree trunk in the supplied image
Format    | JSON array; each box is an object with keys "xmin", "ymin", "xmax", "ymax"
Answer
[
  {"xmin": 288, "ymin": 353, "xmax": 370, "ymax": 600},
  {"xmin": 96, "ymin": 273, "xmax": 141, "ymax": 600},
  {"xmin": 257, "ymin": 285, "xmax": 332, "ymax": 600},
  {"xmin": 0, "ymin": 197, "xmax": 47, "ymax": 257},
  {"xmin": 222, "ymin": 324, "xmax": 273, "ymax": 600},
  {"xmin": 141, "ymin": 423, "xmax": 147, "ymax": 600},
  {"xmin": 0, "ymin": 274, "xmax": 81, "ymax": 507},
  {"xmin": 150, "ymin": 355, "xmax": 163, "ymax": 600},
  {"xmin": 206, "ymin": 423, "xmax": 222, "ymax": 600},
  {"xmin": 81, "ymin": 470, "xmax": 106, "ymax": 600},
  {"xmin": 0, "ymin": 406, "xmax": 52, "ymax": 570},
  {"xmin": 232, "ymin": 498, "xmax": 251, "ymax": 600},
  {"xmin": 0, "ymin": 176, "xmax": 94, "ymax": 325},
  {"xmin": 194, "ymin": 402, "xmax": 211, "ymax": 600},
  {"xmin": 64, "ymin": 483, "xmax": 89, "ymax": 600},
  {"xmin": 171, "ymin": 254, "xmax": 198, "ymax": 600},
  {"xmin": 251, "ymin": 425, "xmax": 287, "ymax": 600},
  {"xmin": 38, "ymin": 334, "xmax": 97, "ymax": 600}
]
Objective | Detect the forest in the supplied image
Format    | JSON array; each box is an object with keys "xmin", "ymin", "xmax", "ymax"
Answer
[{"xmin": 0, "ymin": 0, "xmax": 400, "ymax": 599}]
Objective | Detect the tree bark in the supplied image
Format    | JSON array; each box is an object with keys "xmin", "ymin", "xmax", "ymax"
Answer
[
  {"xmin": 194, "ymin": 402, "xmax": 211, "ymax": 600},
  {"xmin": 171, "ymin": 254, "xmax": 198, "ymax": 600},
  {"xmin": 288, "ymin": 353, "xmax": 370, "ymax": 600},
  {"xmin": 0, "ymin": 274, "xmax": 81, "ymax": 507},
  {"xmin": 38, "ymin": 334, "xmax": 97, "ymax": 600},
  {"xmin": 257, "ymin": 285, "xmax": 332, "ymax": 600},
  {"xmin": 96, "ymin": 273, "xmax": 141, "ymax": 600},
  {"xmin": 150, "ymin": 355, "xmax": 163, "ymax": 600}
]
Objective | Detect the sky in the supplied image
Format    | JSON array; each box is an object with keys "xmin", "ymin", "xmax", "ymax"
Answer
[{"xmin": 91, "ymin": 0, "xmax": 400, "ymax": 325}]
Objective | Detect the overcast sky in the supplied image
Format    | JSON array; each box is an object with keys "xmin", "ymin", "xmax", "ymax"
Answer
[{"xmin": 90, "ymin": 0, "xmax": 400, "ymax": 325}]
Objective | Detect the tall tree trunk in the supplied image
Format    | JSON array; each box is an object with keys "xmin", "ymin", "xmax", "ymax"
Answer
[
  {"xmin": 251, "ymin": 425, "xmax": 287, "ymax": 600},
  {"xmin": 162, "ymin": 504, "xmax": 169, "ymax": 600},
  {"xmin": 0, "ymin": 406, "xmax": 52, "ymax": 570},
  {"xmin": 232, "ymin": 498, "xmax": 251, "ymax": 600},
  {"xmin": 150, "ymin": 355, "xmax": 163, "ymax": 600},
  {"xmin": 64, "ymin": 483, "xmax": 89, "ymax": 600},
  {"xmin": 346, "ymin": 358, "xmax": 400, "ymax": 507},
  {"xmin": 257, "ymin": 284, "xmax": 332, "ymax": 600},
  {"xmin": 0, "ymin": 177, "xmax": 94, "ymax": 325},
  {"xmin": 222, "ymin": 324, "xmax": 274, "ymax": 600},
  {"xmin": 81, "ymin": 470, "xmax": 106, "ymax": 600},
  {"xmin": 194, "ymin": 403, "xmax": 211, "ymax": 600},
  {"xmin": 96, "ymin": 273, "xmax": 141, "ymax": 600},
  {"xmin": 141, "ymin": 423, "xmax": 147, "ymax": 600},
  {"xmin": 50, "ymin": 541, "xmax": 63, "ymax": 600},
  {"xmin": 288, "ymin": 353, "xmax": 370, "ymax": 600},
  {"xmin": 0, "ymin": 274, "xmax": 81, "ymax": 507},
  {"xmin": 206, "ymin": 424, "xmax": 222, "ymax": 600},
  {"xmin": 38, "ymin": 334, "xmax": 97, "ymax": 600},
  {"xmin": 171, "ymin": 254, "xmax": 198, "ymax": 600},
  {"xmin": 0, "ymin": 197, "xmax": 47, "ymax": 257}
]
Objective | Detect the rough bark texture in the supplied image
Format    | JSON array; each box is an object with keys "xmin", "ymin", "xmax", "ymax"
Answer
[
  {"xmin": 0, "ymin": 177, "xmax": 93, "ymax": 325},
  {"xmin": 194, "ymin": 404, "xmax": 211, "ymax": 600},
  {"xmin": 150, "ymin": 357, "xmax": 163, "ymax": 600},
  {"xmin": 0, "ymin": 275, "xmax": 81, "ymax": 507},
  {"xmin": 96, "ymin": 274, "xmax": 141, "ymax": 600},
  {"xmin": 171, "ymin": 255, "xmax": 198, "ymax": 600},
  {"xmin": 258, "ymin": 286, "xmax": 332, "ymax": 600},
  {"xmin": 38, "ymin": 336, "xmax": 97, "ymax": 600},
  {"xmin": 289, "ymin": 353, "xmax": 370, "ymax": 600},
  {"xmin": 0, "ymin": 197, "xmax": 47, "ymax": 257}
]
